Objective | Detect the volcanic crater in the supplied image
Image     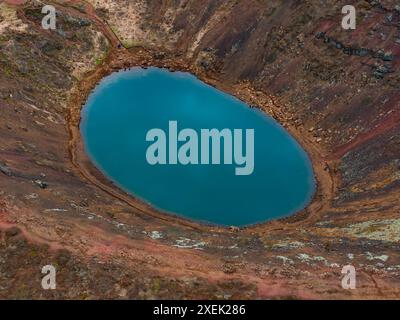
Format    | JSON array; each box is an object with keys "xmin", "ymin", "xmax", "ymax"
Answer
[{"xmin": 0, "ymin": 0, "xmax": 399, "ymax": 299}]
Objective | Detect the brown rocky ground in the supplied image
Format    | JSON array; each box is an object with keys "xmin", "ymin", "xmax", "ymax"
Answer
[{"xmin": 0, "ymin": 0, "xmax": 399, "ymax": 299}]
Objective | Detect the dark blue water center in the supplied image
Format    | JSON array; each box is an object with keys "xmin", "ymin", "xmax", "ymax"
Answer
[{"xmin": 81, "ymin": 67, "xmax": 315, "ymax": 226}]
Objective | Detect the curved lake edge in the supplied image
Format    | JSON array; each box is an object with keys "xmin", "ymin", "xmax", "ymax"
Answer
[
  {"xmin": 81, "ymin": 67, "xmax": 316, "ymax": 226},
  {"xmin": 67, "ymin": 48, "xmax": 337, "ymax": 231}
]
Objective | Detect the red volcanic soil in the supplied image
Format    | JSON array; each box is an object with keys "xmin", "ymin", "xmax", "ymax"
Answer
[
  {"xmin": 3, "ymin": 0, "xmax": 26, "ymax": 5},
  {"xmin": 331, "ymin": 108, "xmax": 400, "ymax": 159}
]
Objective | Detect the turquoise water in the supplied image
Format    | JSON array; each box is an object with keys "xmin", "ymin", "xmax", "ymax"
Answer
[{"xmin": 81, "ymin": 67, "xmax": 315, "ymax": 226}]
